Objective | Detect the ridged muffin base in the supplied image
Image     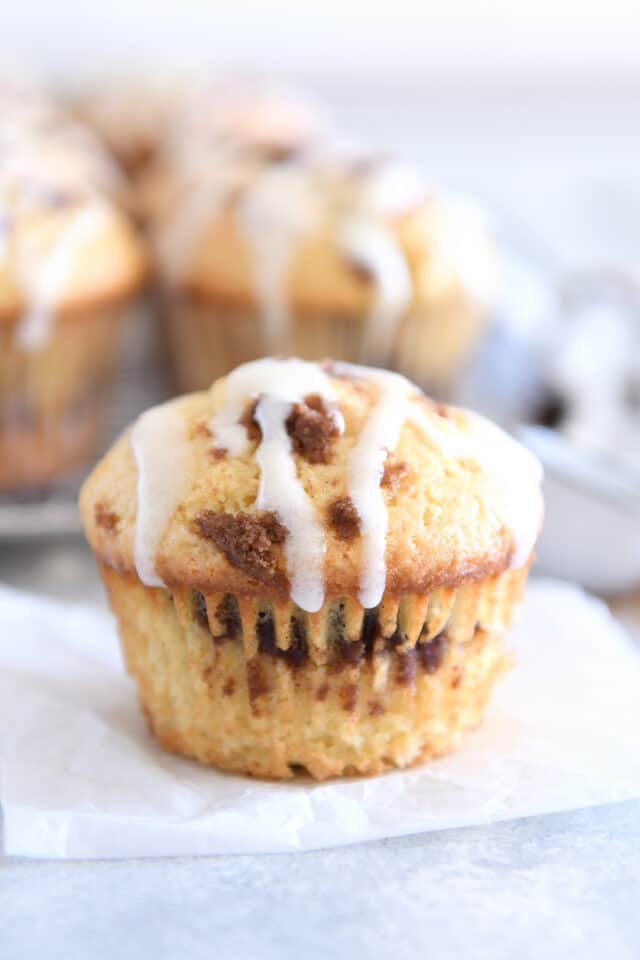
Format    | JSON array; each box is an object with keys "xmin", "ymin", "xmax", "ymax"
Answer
[
  {"xmin": 100, "ymin": 562, "xmax": 529, "ymax": 780},
  {"xmin": 162, "ymin": 290, "xmax": 489, "ymax": 396}
]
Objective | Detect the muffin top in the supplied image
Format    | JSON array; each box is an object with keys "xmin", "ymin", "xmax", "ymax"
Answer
[
  {"xmin": 81, "ymin": 358, "xmax": 542, "ymax": 612},
  {"xmin": 75, "ymin": 75, "xmax": 182, "ymax": 174},
  {"xmin": 147, "ymin": 127, "xmax": 497, "ymax": 359},
  {"xmin": 0, "ymin": 86, "xmax": 147, "ymax": 344}
]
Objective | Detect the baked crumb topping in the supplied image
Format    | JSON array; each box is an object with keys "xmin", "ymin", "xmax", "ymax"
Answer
[
  {"xmin": 285, "ymin": 393, "xmax": 340, "ymax": 463},
  {"xmin": 94, "ymin": 501, "xmax": 120, "ymax": 533},
  {"xmin": 189, "ymin": 420, "xmax": 212, "ymax": 441},
  {"xmin": 327, "ymin": 496, "xmax": 360, "ymax": 540},
  {"xmin": 195, "ymin": 509, "xmax": 288, "ymax": 586},
  {"xmin": 381, "ymin": 454, "xmax": 409, "ymax": 490}
]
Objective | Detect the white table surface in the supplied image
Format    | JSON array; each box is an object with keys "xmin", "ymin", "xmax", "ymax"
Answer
[{"xmin": 2, "ymin": 91, "xmax": 640, "ymax": 959}]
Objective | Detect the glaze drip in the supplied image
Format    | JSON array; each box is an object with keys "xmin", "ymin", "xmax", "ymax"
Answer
[
  {"xmin": 131, "ymin": 398, "xmax": 194, "ymax": 587},
  {"xmin": 210, "ymin": 358, "xmax": 343, "ymax": 611},
  {"xmin": 341, "ymin": 220, "xmax": 412, "ymax": 366},
  {"xmin": 0, "ymin": 86, "xmax": 125, "ymax": 350},
  {"xmin": 406, "ymin": 392, "xmax": 543, "ymax": 568},
  {"xmin": 156, "ymin": 164, "xmax": 237, "ymax": 286},
  {"xmin": 428, "ymin": 193, "xmax": 497, "ymax": 306},
  {"xmin": 334, "ymin": 361, "xmax": 543, "ymax": 591},
  {"xmin": 334, "ymin": 363, "xmax": 429, "ymax": 607},
  {"xmin": 254, "ymin": 395, "xmax": 326, "ymax": 611},
  {"xmin": 237, "ymin": 166, "xmax": 317, "ymax": 352},
  {"xmin": 17, "ymin": 201, "xmax": 110, "ymax": 350}
]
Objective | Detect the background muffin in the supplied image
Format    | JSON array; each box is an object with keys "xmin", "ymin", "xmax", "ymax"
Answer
[
  {"xmin": 0, "ymin": 85, "xmax": 147, "ymax": 490},
  {"xmin": 80, "ymin": 357, "xmax": 542, "ymax": 780},
  {"xmin": 146, "ymin": 89, "xmax": 496, "ymax": 396},
  {"xmin": 74, "ymin": 76, "xmax": 178, "ymax": 177}
]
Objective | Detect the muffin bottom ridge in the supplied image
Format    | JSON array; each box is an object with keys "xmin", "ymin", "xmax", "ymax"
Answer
[
  {"xmin": 162, "ymin": 291, "xmax": 488, "ymax": 395},
  {"xmin": 101, "ymin": 562, "xmax": 527, "ymax": 781}
]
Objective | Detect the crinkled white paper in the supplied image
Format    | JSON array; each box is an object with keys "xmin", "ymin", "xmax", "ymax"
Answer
[{"xmin": 1, "ymin": 579, "xmax": 639, "ymax": 860}]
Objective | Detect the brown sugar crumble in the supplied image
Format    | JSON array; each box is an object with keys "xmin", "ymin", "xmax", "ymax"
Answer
[
  {"xmin": 345, "ymin": 255, "xmax": 375, "ymax": 284},
  {"xmin": 259, "ymin": 143, "xmax": 303, "ymax": 164},
  {"xmin": 94, "ymin": 501, "xmax": 120, "ymax": 533},
  {"xmin": 239, "ymin": 399, "xmax": 261, "ymax": 443},
  {"xmin": 195, "ymin": 510, "xmax": 288, "ymax": 587},
  {"xmin": 210, "ymin": 446, "xmax": 227, "ymax": 461},
  {"xmin": 381, "ymin": 454, "xmax": 410, "ymax": 490},
  {"xmin": 327, "ymin": 496, "xmax": 360, "ymax": 540},
  {"xmin": 434, "ymin": 402, "xmax": 452, "ymax": 419},
  {"xmin": 190, "ymin": 419, "xmax": 212, "ymax": 441},
  {"xmin": 285, "ymin": 393, "xmax": 340, "ymax": 464}
]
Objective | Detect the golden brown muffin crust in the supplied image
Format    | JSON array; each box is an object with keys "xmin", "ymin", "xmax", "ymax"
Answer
[
  {"xmin": 80, "ymin": 366, "xmax": 536, "ymax": 601},
  {"xmin": 151, "ymin": 192, "xmax": 495, "ymax": 319}
]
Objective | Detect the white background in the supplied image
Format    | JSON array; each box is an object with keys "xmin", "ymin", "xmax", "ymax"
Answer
[{"xmin": 1, "ymin": 1, "xmax": 640, "ymax": 89}]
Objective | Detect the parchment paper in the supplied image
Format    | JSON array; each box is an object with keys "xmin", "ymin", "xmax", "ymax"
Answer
[{"xmin": 1, "ymin": 578, "xmax": 639, "ymax": 859}]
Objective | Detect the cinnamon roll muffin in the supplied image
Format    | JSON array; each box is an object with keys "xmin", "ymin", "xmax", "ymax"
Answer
[
  {"xmin": 0, "ymin": 88, "xmax": 147, "ymax": 489},
  {"xmin": 136, "ymin": 80, "xmax": 328, "ymax": 225},
  {"xmin": 148, "ymin": 111, "xmax": 496, "ymax": 393},
  {"xmin": 75, "ymin": 76, "xmax": 177, "ymax": 177},
  {"xmin": 80, "ymin": 358, "xmax": 542, "ymax": 780}
]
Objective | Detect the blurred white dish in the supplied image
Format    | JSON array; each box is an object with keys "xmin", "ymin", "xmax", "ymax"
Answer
[{"xmin": 520, "ymin": 425, "xmax": 640, "ymax": 594}]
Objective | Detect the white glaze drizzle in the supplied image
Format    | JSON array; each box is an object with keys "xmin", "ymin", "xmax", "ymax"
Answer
[
  {"xmin": 131, "ymin": 398, "xmax": 194, "ymax": 588},
  {"xmin": 358, "ymin": 158, "xmax": 425, "ymax": 217},
  {"xmin": 210, "ymin": 358, "xmax": 343, "ymax": 612},
  {"xmin": 130, "ymin": 356, "xmax": 540, "ymax": 607},
  {"xmin": 17, "ymin": 201, "xmax": 111, "ymax": 351},
  {"xmin": 237, "ymin": 166, "xmax": 317, "ymax": 353},
  {"xmin": 403, "ymin": 394, "xmax": 543, "ymax": 568},
  {"xmin": 429, "ymin": 192, "xmax": 497, "ymax": 307},
  {"xmin": 438, "ymin": 411, "xmax": 543, "ymax": 570},
  {"xmin": 339, "ymin": 364, "xmax": 420, "ymax": 608},
  {"xmin": 340, "ymin": 219, "xmax": 412, "ymax": 366},
  {"xmin": 155, "ymin": 164, "xmax": 237, "ymax": 286},
  {"xmin": 335, "ymin": 361, "xmax": 542, "ymax": 598},
  {"xmin": 337, "ymin": 157, "xmax": 423, "ymax": 367},
  {"xmin": 254, "ymin": 395, "xmax": 327, "ymax": 612}
]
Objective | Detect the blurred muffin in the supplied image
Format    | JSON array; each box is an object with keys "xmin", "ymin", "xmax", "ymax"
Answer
[
  {"xmin": 0, "ymin": 88, "xmax": 147, "ymax": 490},
  {"xmin": 74, "ymin": 75, "xmax": 180, "ymax": 177},
  {"xmin": 80, "ymin": 357, "xmax": 542, "ymax": 780},
  {"xmin": 147, "ymin": 97, "xmax": 496, "ymax": 394},
  {"xmin": 140, "ymin": 80, "xmax": 328, "ymax": 224}
]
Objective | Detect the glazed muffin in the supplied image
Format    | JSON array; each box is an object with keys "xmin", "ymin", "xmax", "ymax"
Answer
[
  {"xmin": 148, "ymin": 113, "xmax": 496, "ymax": 394},
  {"xmin": 0, "ymin": 89, "xmax": 147, "ymax": 489},
  {"xmin": 75, "ymin": 76, "xmax": 178, "ymax": 176},
  {"xmin": 136, "ymin": 79, "xmax": 329, "ymax": 227},
  {"xmin": 80, "ymin": 357, "xmax": 542, "ymax": 780}
]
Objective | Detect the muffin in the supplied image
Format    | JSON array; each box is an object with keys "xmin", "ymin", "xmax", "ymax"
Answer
[
  {"xmin": 0, "ymin": 89, "xmax": 147, "ymax": 489},
  {"xmin": 148, "ymin": 113, "xmax": 496, "ymax": 394},
  {"xmin": 75, "ymin": 77, "xmax": 175, "ymax": 176},
  {"xmin": 80, "ymin": 357, "xmax": 542, "ymax": 780},
  {"xmin": 139, "ymin": 81, "xmax": 325, "ymax": 233}
]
